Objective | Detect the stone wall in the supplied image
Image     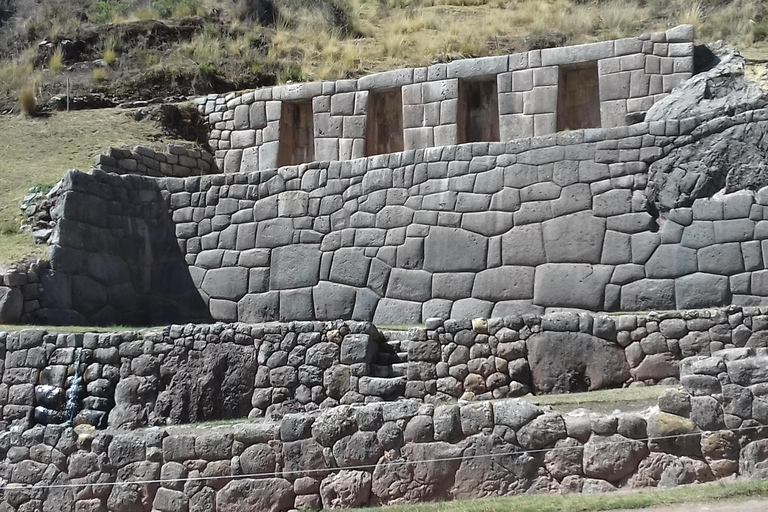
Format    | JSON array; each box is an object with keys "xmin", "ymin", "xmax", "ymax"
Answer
[
  {"xmin": 3, "ymin": 379, "xmax": 768, "ymax": 512},
  {"xmin": 42, "ymin": 169, "xmax": 209, "ymax": 326},
  {"xmin": 196, "ymin": 26, "xmax": 694, "ymax": 173},
  {"xmin": 0, "ymin": 262, "xmax": 46, "ymax": 325},
  {"xmin": 94, "ymin": 145, "xmax": 218, "ymax": 178},
  {"xmin": 5, "ymin": 307, "xmax": 768, "ymax": 431},
  {"xmin": 43, "ymin": 105, "xmax": 768, "ymax": 324}
]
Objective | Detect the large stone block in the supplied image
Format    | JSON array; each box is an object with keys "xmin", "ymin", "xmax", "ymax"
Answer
[
  {"xmin": 542, "ymin": 212, "xmax": 606, "ymax": 264},
  {"xmin": 279, "ymin": 288, "xmax": 314, "ymax": 321},
  {"xmin": 472, "ymin": 266, "xmax": 534, "ymax": 301},
  {"xmin": 620, "ymin": 279, "xmax": 676, "ymax": 310},
  {"xmin": 330, "ymin": 249, "xmax": 370, "ymax": 287},
  {"xmin": 238, "ymin": 292, "xmax": 279, "ymax": 323},
  {"xmin": 675, "ymin": 273, "xmax": 731, "ymax": 309},
  {"xmin": 270, "ymin": 245, "xmax": 321, "ymax": 289},
  {"xmin": 313, "ymin": 282, "xmax": 357, "ymax": 320},
  {"xmin": 201, "ymin": 267, "xmax": 248, "ymax": 301},
  {"xmin": 373, "ymin": 298, "xmax": 422, "ymax": 325},
  {"xmin": 0, "ymin": 287, "xmax": 23, "ymax": 324},
  {"xmin": 424, "ymin": 227, "xmax": 488, "ymax": 272},
  {"xmin": 645, "ymin": 244, "xmax": 697, "ymax": 278},
  {"xmin": 527, "ymin": 332, "xmax": 631, "ymax": 393},
  {"xmin": 533, "ymin": 264, "xmax": 612, "ymax": 310},
  {"xmin": 501, "ymin": 224, "xmax": 546, "ymax": 266},
  {"xmin": 698, "ymin": 243, "xmax": 744, "ymax": 275},
  {"xmin": 387, "ymin": 269, "xmax": 432, "ymax": 302}
]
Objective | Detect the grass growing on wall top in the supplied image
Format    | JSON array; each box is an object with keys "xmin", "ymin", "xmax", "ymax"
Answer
[{"xmin": 352, "ymin": 479, "xmax": 768, "ymax": 512}]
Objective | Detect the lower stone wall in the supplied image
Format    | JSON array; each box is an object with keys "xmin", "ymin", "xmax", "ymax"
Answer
[
  {"xmin": 2, "ymin": 385, "xmax": 768, "ymax": 512},
  {"xmin": 94, "ymin": 145, "xmax": 218, "ymax": 178},
  {"xmin": 4, "ymin": 307, "xmax": 768, "ymax": 433}
]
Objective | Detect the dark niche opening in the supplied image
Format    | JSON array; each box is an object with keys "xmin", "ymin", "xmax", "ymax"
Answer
[
  {"xmin": 366, "ymin": 88, "xmax": 404, "ymax": 156},
  {"xmin": 278, "ymin": 100, "xmax": 315, "ymax": 167},
  {"xmin": 557, "ymin": 62, "xmax": 601, "ymax": 131},
  {"xmin": 457, "ymin": 78, "xmax": 499, "ymax": 143}
]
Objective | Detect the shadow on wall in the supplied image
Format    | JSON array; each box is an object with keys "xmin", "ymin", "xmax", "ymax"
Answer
[{"xmin": 39, "ymin": 170, "xmax": 211, "ymax": 326}]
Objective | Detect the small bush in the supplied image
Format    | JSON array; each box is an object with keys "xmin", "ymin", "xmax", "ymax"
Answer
[
  {"xmin": 153, "ymin": 0, "xmax": 201, "ymax": 18},
  {"xmin": 49, "ymin": 46, "xmax": 64, "ymax": 73},
  {"xmin": 93, "ymin": 68, "xmax": 109, "ymax": 81},
  {"xmin": 754, "ymin": 23, "xmax": 768, "ymax": 42},
  {"xmin": 18, "ymin": 85, "xmax": 36, "ymax": 116},
  {"xmin": 145, "ymin": 53, "xmax": 160, "ymax": 66},
  {"xmin": 198, "ymin": 62, "xmax": 216, "ymax": 76},
  {"xmin": 89, "ymin": 0, "xmax": 127, "ymax": 23}
]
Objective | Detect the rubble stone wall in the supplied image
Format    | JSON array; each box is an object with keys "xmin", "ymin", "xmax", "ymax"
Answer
[
  {"xmin": 3, "ymin": 307, "xmax": 768, "ymax": 430},
  {"xmin": 93, "ymin": 145, "xmax": 218, "ymax": 178},
  {"xmin": 196, "ymin": 26, "xmax": 694, "ymax": 173},
  {"xmin": 3, "ymin": 382, "xmax": 768, "ymax": 512}
]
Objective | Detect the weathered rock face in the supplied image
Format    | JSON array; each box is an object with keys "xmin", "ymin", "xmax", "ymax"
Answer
[
  {"xmin": 645, "ymin": 43, "xmax": 768, "ymax": 212},
  {"xmin": 646, "ymin": 42, "xmax": 767, "ymax": 123},
  {"xmin": 153, "ymin": 343, "xmax": 257, "ymax": 424},
  {"xmin": 526, "ymin": 332, "xmax": 631, "ymax": 394}
]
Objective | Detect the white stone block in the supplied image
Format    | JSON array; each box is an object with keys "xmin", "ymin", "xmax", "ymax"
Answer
[
  {"xmin": 668, "ymin": 42, "xmax": 694, "ymax": 57},
  {"xmin": 523, "ymin": 86, "xmax": 557, "ymax": 115},
  {"xmin": 330, "ymin": 92, "xmax": 355, "ymax": 115},
  {"xmin": 540, "ymin": 40, "xmax": 613, "ymax": 66},
  {"xmin": 358, "ymin": 68, "xmax": 414, "ymax": 90},
  {"xmin": 499, "ymin": 114, "xmax": 534, "ymax": 141},
  {"xmin": 266, "ymin": 101, "xmax": 282, "ymax": 121},
  {"xmin": 666, "ymin": 24, "xmax": 695, "ymax": 43},
  {"xmin": 533, "ymin": 114, "xmax": 556, "ymax": 137},
  {"xmin": 446, "ymin": 55, "xmax": 508, "ymax": 78}
]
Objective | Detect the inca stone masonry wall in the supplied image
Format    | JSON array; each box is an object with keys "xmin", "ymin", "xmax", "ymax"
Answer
[
  {"xmin": 4, "ymin": 358, "xmax": 768, "ymax": 512},
  {"xmin": 197, "ymin": 26, "xmax": 694, "ymax": 174},
  {"xmin": 94, "ymin": 144, "xmax": 218, "ymax": 178},
  {"xmin": 39, "ymin": 105, "xmax": 768, "ymax": 325},
  {"xmin": 3, "ymin": 306, "xmax": 768, "ymax": 432}
]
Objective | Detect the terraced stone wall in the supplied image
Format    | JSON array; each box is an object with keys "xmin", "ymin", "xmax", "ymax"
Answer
[
  {"xmin": 196, "ymin": 26, "xmax": 694, "ymax": 173},
  {"xmin": 4, "ymin": 307, "xmax": 768, "ymax": 433},
  {"xmin": 40, "ymin": 170, "xmax": 209, "ymax": 326},
  {"xmin": 93, "ymin": 145, "xmax": 218, "ymax": 178},
  {"xmin": 4, "ymin": 378, "xmax": 768, "ymax": 512},
  {"xmin": 37, "ymin": 108, "xmax": 768, "ymax": 324}
]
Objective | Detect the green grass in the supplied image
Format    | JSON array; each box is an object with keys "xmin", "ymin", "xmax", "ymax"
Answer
[
  {"xmin": 0, "ymin": 109, "xmax": 178, "ymax": 266},
  {"xmin": 357, "ymin": 479, "xmax": 768, "ymax": 512},
  {"xmin": 0, "ymin": 324, "xmax": 158, "ymax": 334},
  {"xmin": 378, "ymin": 324, "xmax": 427, "ymax": 331},
  {"xmin": 522, "ymin": 385, "xmax": 670, "ymax": 414}
]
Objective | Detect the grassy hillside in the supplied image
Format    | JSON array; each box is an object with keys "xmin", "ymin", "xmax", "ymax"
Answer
[
  {"xmin": 0, "ymin": 108, "xmax": 177, "ymax": 265},
  {"xmin": 1, "ymin": 0, "xmax": 768, "ymax": 112},
  {"xmin": 1, "ymin": 0, "xmax": 768, "ymax": 265}
]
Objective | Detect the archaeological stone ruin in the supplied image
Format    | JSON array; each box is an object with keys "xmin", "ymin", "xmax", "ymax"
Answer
[{"xmin": 4, "ymin": 23, "xmax": 768, "ymax": 512}]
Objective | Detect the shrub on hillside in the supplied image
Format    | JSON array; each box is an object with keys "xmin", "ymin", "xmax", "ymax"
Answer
[
  {"xmin": 18, "ymin": 85, "xmax": 36, "ymax": 116},
  {"xmin": 89, "ymin": 0, "xmax": 127, "ymax": 23},
  {"xmin": 49, "ymin": 46, "xmax": 64, "ymax": 72}
]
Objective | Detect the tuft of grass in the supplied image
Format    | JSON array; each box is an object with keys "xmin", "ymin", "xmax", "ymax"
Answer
[
  {"xmin": 198, "ymin": 62, "xmax": 216, "ymax": 76},
  {"xmin": 89, "ymin": 0, "xmax": 127, "ymax": 24},
  {"xmin": 18, "ymin": 85, "xmax": 37, "ymax": 116},
  {"xmin": 93, "ymin": 68, "xmax": 109, "ymax": 81},
  {"xmin": 49, "ymin": 46, "xmax": 64, "ymax": 73}
]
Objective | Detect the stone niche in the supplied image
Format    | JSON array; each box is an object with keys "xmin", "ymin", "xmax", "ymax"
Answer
[
  {"xmin": 457, "ymin": 78, "xmax": 499, "ymax": 143},
  {"xmin": 278, "ymin": 100, "xmax": 315, "ymax": 166},
  {"xmin": 557, "ymin": 62, "xmax": 601, "ymax": 131},
  {"xmin": 366, "ymin": 88, "xmax": 404, "ymax": 156}
]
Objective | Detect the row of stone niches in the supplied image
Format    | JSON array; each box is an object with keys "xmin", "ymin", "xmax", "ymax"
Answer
[{"xmin": 277, "ymin": 63, "xmax": 601, "ymax": 167}]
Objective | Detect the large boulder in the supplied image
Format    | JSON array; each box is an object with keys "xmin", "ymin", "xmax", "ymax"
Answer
[
  {"xmin": 646, "ymin": 42, "xmax": 767, "ymax": 123},
  {"xmin": 0, "ymin": 286, "xmax": 23, "ymax": 324},
  {"xmin": 526, "ymin": 332, "xmax": 630, "ymax": 394},
  {"xmin": 646, "ymin": 44, "xmax": 768, "ymax": 211},
  {"xmin": 216, "ymin": 478, "xmax": 294, "ymax": 512}
]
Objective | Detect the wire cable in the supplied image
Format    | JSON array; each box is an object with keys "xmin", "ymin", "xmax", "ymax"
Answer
[{"xmin": 2, "ymin": 422, "xmax": 765, "ymax": 491}]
